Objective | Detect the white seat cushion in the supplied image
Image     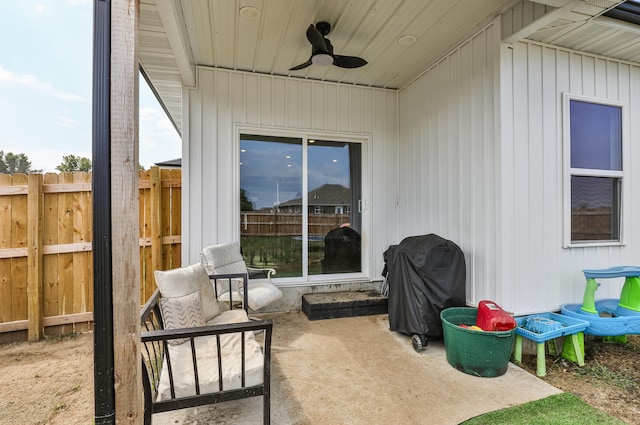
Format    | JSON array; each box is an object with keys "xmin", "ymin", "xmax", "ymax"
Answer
[
  {"xmin": 217, "ymin": 281, "xmax": 283, "ymax": 311},
  {"xmin": 156, "ymin": 309, "xmax": 264, "ymax": 400}
]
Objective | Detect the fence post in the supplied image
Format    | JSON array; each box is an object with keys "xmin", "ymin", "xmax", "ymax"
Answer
[
  {"xmin": 27, "ymin": 173, "xmax": 44, "ymax": 341},
  {"xmin": 273, "ymin": 211, "xmax": 278, "ymax": 236},
  {"xmin": 150, "ymin": 166, "xmax": 162, "ymax": 273}
]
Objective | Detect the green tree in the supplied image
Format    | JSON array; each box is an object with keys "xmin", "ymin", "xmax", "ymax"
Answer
[
  {"xmin": 0, "ymin": 151, "xmax": 42, "ymax": 174},
  {"xmin": 55, "ymin": 155, "xmax": 92, "ymax": 172},
  {"xmin": 240, "ymin": 188, "xmax": 254, "ymax": 211}
]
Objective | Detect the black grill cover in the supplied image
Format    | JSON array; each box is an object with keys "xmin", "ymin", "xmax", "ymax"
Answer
[
  {"xmin": 322, "ymin": 226, "xmax": 361, "ymax": 273},
  {"xmin": 383, "ymin": 234, "xmax": 466, "ymax": 337}
]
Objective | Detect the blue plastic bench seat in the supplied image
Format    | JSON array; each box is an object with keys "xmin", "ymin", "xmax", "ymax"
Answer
[
  {"xmin": 583, "ymin": 266, "xmax": 640, "ymax": 279},
  {"xmin": 512, "ymin": 312, "xmax": 589, "ymax": 377}
]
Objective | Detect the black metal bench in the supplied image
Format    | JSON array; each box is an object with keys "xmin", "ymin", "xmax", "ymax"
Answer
[{"xmin": 140, "ymin": 273, "xmax": 273, "ymax": 424}]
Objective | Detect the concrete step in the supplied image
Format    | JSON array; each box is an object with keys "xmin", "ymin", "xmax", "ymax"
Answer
[{"xmin": 302, "ymin": 290, "xmax": 388, "ymax": 320}]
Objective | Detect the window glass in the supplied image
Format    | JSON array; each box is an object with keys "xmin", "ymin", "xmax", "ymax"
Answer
[
  {"xmin": 566, "ymin": 97, "xmax": 623, "ymax": 244},
  {"xmin": 240, "ymin": 135, "xmax": 303, "ymax": 277},
  {"xmin": 308, "ymin": 141, "xmax": 361, "ymax": 275},
  {"xmin": 570, "ymin": 176, "xmax": 620, "ymax": 241},
  {"xmin": 570, "ymin": 100, "xmax": 622, "ymax": 170},
  {"xmin": 240, "ymin": 135, "xmax": 361, "ymax": 278}
]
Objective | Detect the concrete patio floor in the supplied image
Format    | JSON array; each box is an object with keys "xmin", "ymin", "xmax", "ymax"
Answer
[{"xmin": 153, "ymin": 311, "xmax": 561, "ymax": 425}]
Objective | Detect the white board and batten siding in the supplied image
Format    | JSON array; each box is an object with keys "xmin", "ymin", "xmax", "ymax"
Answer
[
  {"xmin": 182, "ymin": 17, "xmax": 640, "ymax": 313},
  {"xmin": 501, "ymin": 40, "xmax": 640, "ymax": 315},
  {"xmin": 182, "ymin": 67, "xmax": 399, "ymax": 283},
  {"xmin": 399, "ymin": 17, "xmax": 640, "ymax": 315},
  {"xmin": 398, "ymin": 21, "xmax": 502, "ymax": 311}
]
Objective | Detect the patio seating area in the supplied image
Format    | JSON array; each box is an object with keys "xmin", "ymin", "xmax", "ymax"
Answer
[{"xmin": 152, "ymin": 311, "xmax": 561, "ymax": 425}]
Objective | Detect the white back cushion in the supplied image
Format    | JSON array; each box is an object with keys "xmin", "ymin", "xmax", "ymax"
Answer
[
  {"xmin": 159, "ymin": 291, "xmax": 206, "ymax": 345},
  {"xmin": 154, "ymin": 263, "xmax": 221, "ymax": 321},
  {"xmin": 201, "ymin": 241, "xmax": 248, "ymax": 275}
]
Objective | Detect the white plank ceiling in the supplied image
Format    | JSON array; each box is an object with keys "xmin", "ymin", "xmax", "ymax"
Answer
[{"xmin": 139, "ymin": 0, "xmax": 636, "ymax": 133}]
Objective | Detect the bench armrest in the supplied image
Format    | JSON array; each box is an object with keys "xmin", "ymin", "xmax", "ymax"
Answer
[
  {"xmin": 208, "ymin": 272, "xmax": 252, "ymax": 311},
  {"xmin": 247, "ymin": 267, "xmax": 277, "ymax": 280},
  {"xmin": 141, "ymin": 318, "xmax": 272, "ymax": 343}
]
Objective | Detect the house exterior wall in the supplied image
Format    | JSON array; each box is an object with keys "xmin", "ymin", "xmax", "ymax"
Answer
[
  {"xmin": 398, "ymin": 16, "xmax": 640, "ymax": 315},
  {"xmin": 181, "ymin": 67, "xmax": 399, "ymax": 285},
  {"xmin": 181, "ymin": 18, "xmax": 640, "ymax": 314},
  {"xmin": 500, "ymin": 40, "xmax": 640, "ymax": 314},
  {"xmin": 397, "ymin": 21, "xmax": 503, "ymax": 309}
]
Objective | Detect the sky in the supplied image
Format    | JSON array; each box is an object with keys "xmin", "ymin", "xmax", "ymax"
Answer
[
  {"xmin": 240, "ymin": 138, "xmax": 350, "ymax": 209},
  {"xmin": 0, "ymin": 0, "xmax": 182, "ymax": 173}
]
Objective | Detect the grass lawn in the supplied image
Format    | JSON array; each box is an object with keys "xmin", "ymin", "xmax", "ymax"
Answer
[{"xmin": 462, "ymin": 392, "xmax": 626, "ymax": 425}]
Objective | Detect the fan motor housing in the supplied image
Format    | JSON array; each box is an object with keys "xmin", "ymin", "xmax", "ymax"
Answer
[{"xmin": 315, "ymin": 21, "xmax": 331, "ymax": 36}]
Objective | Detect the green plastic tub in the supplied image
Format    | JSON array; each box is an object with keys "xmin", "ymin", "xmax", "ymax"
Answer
[{"xmin": 440, "ymin": 307, "xmax": 515, "ymax": 377}]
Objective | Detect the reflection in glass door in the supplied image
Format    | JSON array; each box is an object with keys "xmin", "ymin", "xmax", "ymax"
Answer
[
  {"xmin": 239, "ymin": 134, "xmax": 361, "ymax": 279},
  {"xmin": 240, "ymin": 135, "xmax": 302, "ymax": 277},
  {"xmin": 307, "ymin": 140, "xmax": 361, "ymax": 275}
]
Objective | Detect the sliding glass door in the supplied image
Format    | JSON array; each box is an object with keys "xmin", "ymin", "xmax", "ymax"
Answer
[
  {"xmin": 240, "ymin": 135, "xmax": 303, "ymax": 277},
  {"xmin": 307, "ymin": 140, "xmax": 361, "ymax": 275},
  {"xmin": 239, "ymin": 134, "xmax": 361, "ymax": 279}
]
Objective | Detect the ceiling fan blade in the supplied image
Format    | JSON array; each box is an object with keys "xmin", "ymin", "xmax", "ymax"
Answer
[
  {"xmin": 333, "ymin": 55, "xmax": 367, "ymax": 69},
  {"xmin": 289, "ymin": 58, "xmax": 313, "ymax": 71},
  {"xmin": 306, "ymin": 24, "xmax": 327, "ymax": 51}
]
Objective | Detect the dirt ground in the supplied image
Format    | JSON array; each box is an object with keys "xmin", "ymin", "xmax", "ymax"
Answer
[
  {"xmin": 0, "ymin": 332, "xmax": 94, "ymax": 425},
  {"xmin": 1, "ymin": 330, "xmax": 638, "ymax": 425},
  {"xmin": 518, "ymin": 334, "xmax": 640, "ymax": 425}
]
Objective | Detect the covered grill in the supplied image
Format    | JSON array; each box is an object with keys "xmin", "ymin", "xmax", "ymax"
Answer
[{"xmin": 383, "ymin": 234, "xmax": 466, "ymax": 351}]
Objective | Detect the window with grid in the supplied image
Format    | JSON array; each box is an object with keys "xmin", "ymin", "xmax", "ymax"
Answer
[{"xmin": 564, "ymin": 96, "xmax": 623, "ymax": 245}]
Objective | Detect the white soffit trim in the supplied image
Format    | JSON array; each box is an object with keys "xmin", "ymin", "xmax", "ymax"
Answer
[
  {"xmin": 503, "ymin": 0, "xmax": 587, "ymax": 44},
  {"xmin": 534, "ymin": 0, "xmax": 581, "ymax": 6},
  {"xmin": 155, "ymin": 0, "xmax": 196, "ymax": 87},
  {"xmin": 595, "ymin": 14, "xmax": 640, "ymax": 33}
]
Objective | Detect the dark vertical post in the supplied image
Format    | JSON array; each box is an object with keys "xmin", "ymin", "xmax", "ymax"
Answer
[{"xmin": 92, "ymin": 1, "xmax": 115, "ymax": 424}]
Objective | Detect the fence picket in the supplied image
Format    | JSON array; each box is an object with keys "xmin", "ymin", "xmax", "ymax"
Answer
[
  {"xmin": 43, "ymin": 173, "xmax": 59, "ymax": 319},
  {"xmin": 27, "ymin": 174, "xmax": 44, "ymax": 340},
  {"xmin": 0, "ymin": 174, "xmax": 11, "ymax": 323},
  {"xmin": 159, "ymin": 167, "xmax": 170, "ymax": 274},
  {"xmin": 11, "ymin": 174, "xmax": 28, "ymax": 323},
  {"xmin": 0, "ymin": 168, "xmax": 182, "ymax": 341},
  {"xmin": 0, "ymin": 259, "xmax": 9, "ymax": 323},
  {"xmin": 168, "ymin": 168, "xmax": 181, "ymax": 271}
]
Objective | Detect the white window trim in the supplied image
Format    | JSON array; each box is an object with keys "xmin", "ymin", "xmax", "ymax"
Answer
[
  {"xmin": 233, "ymin": 125, "xmax": 371, "ymax": 283},
  {"xmin": 562, "ymin": 93, "xmax": 627, "ymax": 248}
]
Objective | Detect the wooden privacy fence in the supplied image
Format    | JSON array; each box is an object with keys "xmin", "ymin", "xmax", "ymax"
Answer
[
  {"xmin": 240, "ymin": 212, "xmax": 351, "ymax": 236},
  {"xmin": 0, "ymin": 167, "xmax": 181, "ymax": 342}
]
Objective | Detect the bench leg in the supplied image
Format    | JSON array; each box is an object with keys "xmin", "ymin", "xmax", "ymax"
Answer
[
  {"xmin": 569, "ymin": 333, "xmax": 585, "ymax": 366},
  {"xmin": 264, "ymin": 392, "xmax": 270, "ymax": 425},
  {"xmin": 513, "ymin": 335, "xmax": 523, "ymax": 364},
  {"xmin": 264, "ymin": 363, "xmax": 271, "ymax": 424},
  {"xmin": 561, "ymin": 332, "xmax": 585, "ymax": 367},
  {"xmin": 514, "ymin": 335, "xmax": 549, "ymax": 377},
  {"xmin": 536, "ymin": 342, "xmax": 546, "ymax": 377}
]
